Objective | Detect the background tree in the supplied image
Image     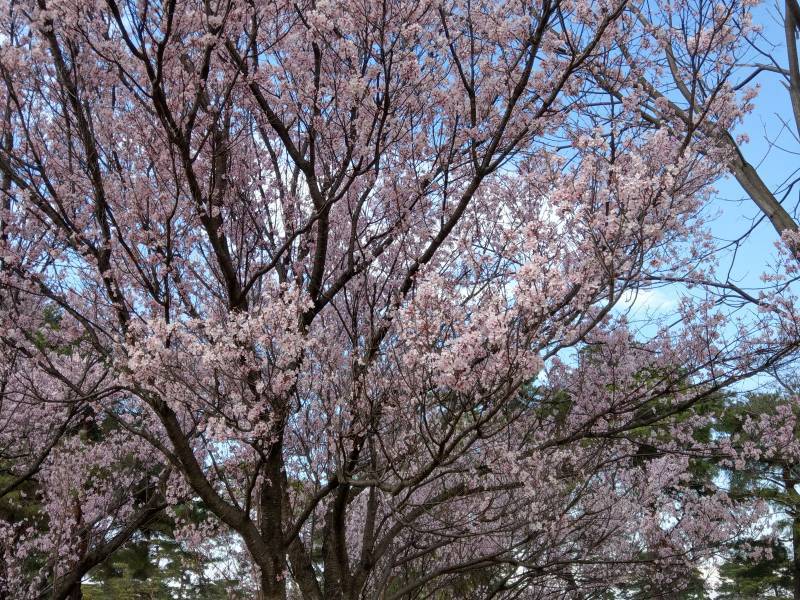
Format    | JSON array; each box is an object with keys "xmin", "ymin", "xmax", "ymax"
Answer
[
  {"xmin": 708, "ymin": 393, "xmax": 800, "ymax": 599},
  {"xmin": 716, "ymin": 538, "xmax": 794, "ymax": 599}
]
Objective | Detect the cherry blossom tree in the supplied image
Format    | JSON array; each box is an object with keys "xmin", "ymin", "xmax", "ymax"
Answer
[
  {"xmin": 0, "ymin": 0, "xmax": 797, "ymax": 598},
  {"xmin": 593, "ymin": 0, "xmax": 800, "ymax": 248}
]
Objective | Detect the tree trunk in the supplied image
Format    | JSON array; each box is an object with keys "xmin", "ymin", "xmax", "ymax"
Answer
[
  {"xmin": 64, "ymin": 583, "xmax": 82, "ymax": 600},
  {"xmin": 259, "ymin": 571, "xmax": 286, "ymax": 600},
  {"xmin": 783, "ymin": 465, "xmax": 800, "ymax": 600},
  {"xmin": 257, "ymin": 436, "xmax": 288, "ymax": 600},
  {"xmin": 793, "ymin": 510, "xmax": 800, "ymax": 600}
]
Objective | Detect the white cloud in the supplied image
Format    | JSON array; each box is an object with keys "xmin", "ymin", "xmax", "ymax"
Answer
[{"xmin": 618, "ymin": 287, "xmax": 678, "ymax": 315}]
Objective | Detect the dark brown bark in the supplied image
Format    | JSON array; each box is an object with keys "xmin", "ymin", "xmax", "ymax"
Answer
[{"xmin": 794, "ymin": 515, "xmax": 800, "ymax": 600}]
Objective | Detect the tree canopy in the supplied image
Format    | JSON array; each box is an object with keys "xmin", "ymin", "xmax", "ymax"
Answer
[{"xmin": 0, "ymin": 0, "xmax": 799, "ymax": 598}]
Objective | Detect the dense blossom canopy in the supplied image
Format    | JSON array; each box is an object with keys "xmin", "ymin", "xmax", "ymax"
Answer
[{"xmin": 0, "ymin": 0, "xmax": 798, "ymax": 598}]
